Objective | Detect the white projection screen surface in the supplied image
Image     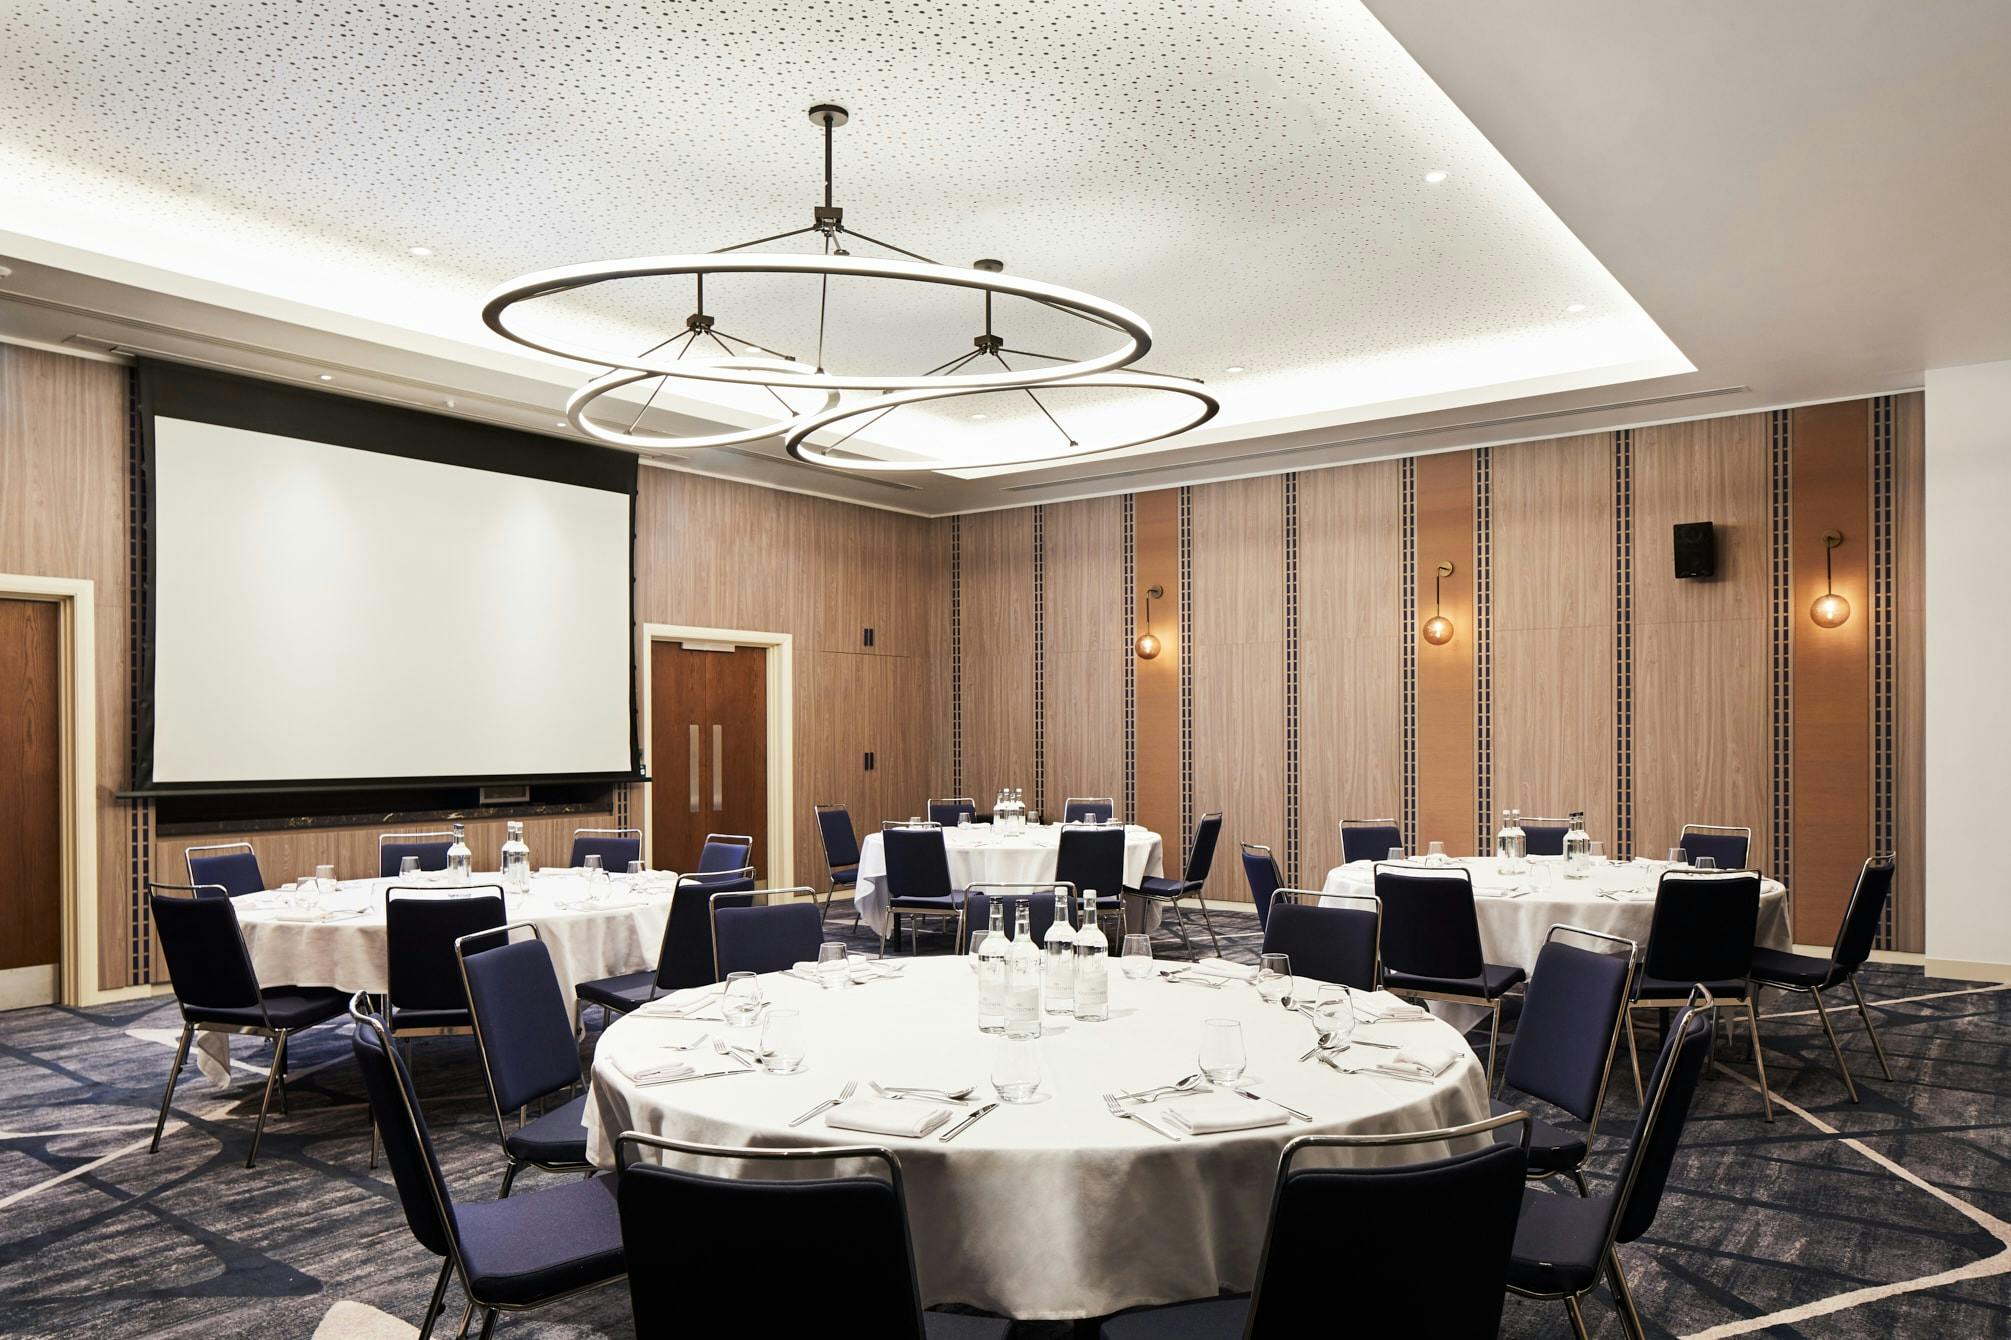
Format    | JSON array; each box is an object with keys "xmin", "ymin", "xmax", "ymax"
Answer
[{"xmin": 150, "ymin": 416, "xmax": 632, "ymax": 784}]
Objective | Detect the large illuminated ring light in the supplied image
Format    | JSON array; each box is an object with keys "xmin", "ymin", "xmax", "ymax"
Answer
[
  {"xmin": 783, "ymin": 372, "xmax": 1220, "ymax": 472},
  {"xmin": 565, "ymin": 359, "xmax": 838, "ymax": 451},
  {"xmin": 483, "ymin": 253, "xmax": 1152, "ymax": 392}
]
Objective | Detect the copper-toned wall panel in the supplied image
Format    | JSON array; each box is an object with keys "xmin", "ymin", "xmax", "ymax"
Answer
[
  {"xmin": 959, "ymin": 508, "xmax": 1037, "ymax": 808},
  {"xmin": 1413, "ymin": 450, "xmax": 1478, "ymax": 855},
  {"xmin": 1133, "ymin": 489, "xmax": 1182, "ymax": 852},
  {"xmin": 156, "ymin": 813, "xmax": 613, "ymax": 892},
  {"xmin": 1894, "ymin": 392, "xmax": 1926, "ymax": 951},
  {"xmin": 1042, "ymin": 497, "xmax": 1124, "ymax": 813}
]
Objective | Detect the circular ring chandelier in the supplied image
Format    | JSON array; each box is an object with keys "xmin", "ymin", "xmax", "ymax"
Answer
[{"xmin": 565, "ymin": 359, "xmax": 837, "ymax": 451}]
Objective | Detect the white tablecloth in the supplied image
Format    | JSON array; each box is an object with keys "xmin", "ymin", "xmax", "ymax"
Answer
[
  {"xmin": 585, "ymin": 956, "xmax": 1486, "ymax": 1319},
  {"xmin": 1320, "ymin": 856, "xmax": 1792, "ymax": 974},
  {"xmin": 853, "ymin": 824, "xmax": 1164, "ymax": 940}
]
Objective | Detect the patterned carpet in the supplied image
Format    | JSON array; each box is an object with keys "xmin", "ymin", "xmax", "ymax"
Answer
[{"xmin": 2, "ymin": 905, "xmax": 2007, "ymax": 1338}]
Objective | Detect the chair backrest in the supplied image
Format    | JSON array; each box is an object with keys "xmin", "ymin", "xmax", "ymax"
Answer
[
  {"xmin": 1183, "ymin": 811, "xmax": 1224, "ymax": 885},
  {"xmin": 1519, "ymin": 817, "xmax": 1572, "ymax": 858},
  {"xmin": 1054, "ymin": 825, "xmax": 1126, "ymax": 902},
  {"xmin": 661, "ymin": 870, "xmax": 755, "ymax": 989},
  {"xmin": 881, "ymin": 827, "xmax": 954, "ymax": 902},
  {"xmin": 350, "ymin": 999, "xmax": 460, "ymax": 1260},
  {"xmin": 1263, "ymin": 892, "xmax": 1380, "ymax": 990},
  {"xmin": 1374, "ymin": 866, "xmax": 1485, "ymax": 980},
  {"xmin": 617, "ymin": 1135, "xmax": 928, "ymax": 1338},
  {"xmin": 1642, "ymin": 872, "xmax": 1761, "ymax": 985},
  {"xmin": 1062, "ymin": 797, "xmax": 1116, "ymax": 824},
  {"xmin": 1832, "ymin": 855, "xmax": 1897, "ymax": 974},
  {"xmin": 378, "ymin": 832, "xmax": 456, "ymax": 878},
  {"xmin": 712, "ymin": 891, "xmax": 825, "ymax": 978},
  {"xmin": 1612, "ymin": 999, "xmax": 1716, "ymax": 1244},
  {"xmin": 385, "ymin": 888, "xmax": 506, "ymax": 1014},
  {"xmin": 697, "ymin": 833, "xmax": 754, "ymax": 875},
  {"xmin": 569, "ymin": 828, "xmax": 642, "ymax": 870},
  {"xmin": 185, "ymin": 843, "xmax": 265, "ymax": 898},
  {"xmin": 1504, "ymin": 929, "xmax": 1637, "ymax": 1124},
  {"xmin": 1677, "ymin": 823, "xmax": 1751, "ymax": 869},
  {"xmin": 149, "ymin": 886, "xmax": 264, "ymax": 1015},
  {"xmin": 1241, "ymin": 843, "xmax": 1283, "ymax": 930},
  {"xmin": 957, "ymin": 887, "xmax": 1064, "ymax": 953},
  {"xmin": 1250, "ymin": 1113, "xmax": 1530, "ymax": 1337},
  {"xmin": 815, "ymin": 803, "xmax": 862, "ymax": 871},
  {"xmin": 456, "ymin": 926, "xmax": 583, "ymax": 1122},
  {"xmin": 1340, "ymin": 818, "xmax": 1403, "ymax": 865},
  {"xmin": 925, "ymin": 797, "xmax": 977, "ymax": 827}
]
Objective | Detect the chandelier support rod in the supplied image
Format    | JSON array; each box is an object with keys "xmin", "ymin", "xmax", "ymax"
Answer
[
  {"xmin": 623, "ymin": 333, "xmax": 698, "ymax": 434},
  {"xmin": 820, "ymin": 347, "xmax": 989, "ymax": 454},
  {"xmin": 992, "ymin": 351, "xmax": 1076, "ymax": 446},
  {"xmin": 823, "ymin": 110, "xmax": 835, "ymax": 209},
  {"xmin": 839, "ymin": 226, "xmax": 942, "ymax": 267},
  {"xmin": 712, "ymin": 225, "xmax": 819, "ymax": 256},
  {"xmin": 708, "ymin": 327, "xmax": 796, "ymax": 362}
]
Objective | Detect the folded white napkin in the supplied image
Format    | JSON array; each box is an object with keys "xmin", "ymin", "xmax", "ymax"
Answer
[
  {"xmin": 615, "ymin": 1058, "xmax": 697, "ymax": 1086},
  {"xmin": 1185, "ymin": 957, "xmax": 1258, "ymax": 980},
  {"xmin": 1162, "ymin": 1093, "xmax": 1290, "ymax": 1135},
  {"xmin": 1350, "ymin": 992, "xmax": 1431, "ymax": 1022},
  {"xmin": 1383, "ymin": 1045, "xmax": 1460, "ymax": 1078},
  {"xmin": 825, "ymin": 1098, "xmax": 952, "ymax": 1138}
]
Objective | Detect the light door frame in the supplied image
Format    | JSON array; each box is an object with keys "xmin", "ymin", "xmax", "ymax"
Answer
[{"xmin": 639, "ymin": 624, "xmax": 793, "ymax": 886}]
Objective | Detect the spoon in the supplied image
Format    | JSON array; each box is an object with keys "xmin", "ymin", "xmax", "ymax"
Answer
[
  {"xmin": 1113, "ymin": 1073, "xmax": 1206, "ymax": 1103},
  {"xmin": 868, "ymin": 1080, "xmax": 974, "ymax": 1106}
]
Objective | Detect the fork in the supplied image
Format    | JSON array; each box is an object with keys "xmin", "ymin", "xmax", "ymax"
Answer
[
  {"xmin": 1163, "ymin": 970, "xmax": 1227, "ymax": 989},
  {"xmin": 657, "ymin": 1032, "xmax": 710, "ymax": 1052},
  {"xmin": 1319, "ymin": 1052, "xmax": 1434, "ymax": 1083},
  {"xmin": 1102, "ymin": 1092, "xmax": 1182, "ymax": 1140},
  {"xmin": 790, "ymin": 1079, "xmax": 858, "ymax": 1127},
  {"xmin": 869, "ymin": 1080, "xmax": 973, "ymax": 1106}
]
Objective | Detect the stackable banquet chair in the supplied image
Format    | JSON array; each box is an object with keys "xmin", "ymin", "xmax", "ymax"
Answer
[
  {"xmin": 1491, "ymin": 927, "xmax": 1638, "ymax": 1193},
  {"xmin": 1062, "ymin": 796, "xmax": 1117, "ymax": 824},
  {"xmin": 1675, "ymin": 822, "xmax": 1751, "ymax": 869},
  {"xmin": 1375, "ymin": 864, "xmax": 1527, "ymax": 1087},
  {"xmin": 711, "ymin": 887, "xmax": 825, "ymax": 978},
  {"xmin": 184, "ymin": 841, "xmax": 267, "ymax": 897},
  {"xmin": 576, "ymin": 870, "xmax": 755, "ymax": 1023},
  {"xmin": 1750, "ymin": 856, "xmax": 1898, "ymax": 1102},
  {"xmin": 1100, "ymin": 1111, "xmax": 1532, "ymax": 1339},
  {"xmin": 881, "ymin": 827, "xmax": 964, "ymax": 956},
  {"xmin": 385, "ymin": 887, "xmax": 508, "ymax": 1045},
  {"xmin": 813, "ymin": 802, "xmax": 863, "ymax": 925},
  {"xmin": 455, "ymin": 923, "xmax": 593, "ymax": 1197},
  {"xmin": 1339, "ymin": 817, "xmax": 1403, "ymax": 864},
  {"xmin": 695, "ymin": 833, "xmax": 755, "ymax": 879},
  {"xmin": 379, "ymin": 830, "xmax": 457, "ymax": 878},
  {"xmin": 148, "ymin": 885, "xmax": 350, "ymax": 1168},
  {"xmin": 955, "ymin": 885, "xmax": 1071, "ymax": 952},
  {"xmin": 1519, "ymin": 817, "xmax": 1573, "ymax": 858},
  {"xmin": 352, "ymin": 998, "xmax": 625, "ymax": 1340},
  {"xmin": 1262, "ymin": 888, "xmax": 1380, "ymax": 990},
  {"xmin": 568, "ymin": 827, "xmax": 642, "ymax": 870},
  {"xmin": 1626, "ymin": 870, "xmax": 1770, "ymax": 1120},
  {"xmin": 926, "ymin": 796, "xmax": 978, "ymax": 827},
  {"xmin": 1506, "ymin": 992, "xmax": 1716, "ymax": 1340},
  {"xmin": 1240, "ymin": 841, "xmax": 1284, "ymax": 931},
  {"xmin": 1134, "ymin": 811, "xmax": 1223, "ymax": 953},
  {"xmin": 616, "ymin": 1134, "xmax": 1010, "ymax": 1339},
  {"xmin": 1055, "ymin": 824, "xmax": 1128, "ymax": 941}
]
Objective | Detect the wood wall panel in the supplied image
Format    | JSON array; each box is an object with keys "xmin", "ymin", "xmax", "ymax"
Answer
[
  {"xmin": 0, "ymin": 599, "xmax": 64, "ymax": 971},
  {"xmin": 1296, "ymin": 460, "xmax": 1403, "ymax": 879},
  {"xmin": 1042, "ymin": 497, "xmax": 1124, "ymax": 812},
  {"xmin": 1133, "ymin": 490, "xmax": 1182, "ymax": 850},
  {"xmin": 1413, "ymin": 451, "xmax": 1478, "ymax": 855},
  {"xmin": 155, "ymin": 813, "xmax": 613, "ymax": 892},
  {"xmin": 959, "ymin": 509, "xmax": 1036, "ymax": 807},
  {"xmin": 1894, "ymin": 392, "xmax": 1926, "ymax": 951},
  {"xmin": 1491, "ymin": 435, "xmax": 1617, "ymax": 844}
]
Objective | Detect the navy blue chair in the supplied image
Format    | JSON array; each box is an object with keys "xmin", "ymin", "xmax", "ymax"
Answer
[
  {"xmin": 385, "ymin": 887, "xmax": 507, "ymax": 1041},
  {"xmin": 616, "ymin": 1133, "xmax": 1010, "ymax": 1339},
  {"xmin": 1751, "ymin": 856, "xmax": 1898, "ymax": 1102},
  {"xmin": 567, "ymin": 827, "xmax": 641, "ymax": 870},
  {"xmin": 1677, "ymin": 823, "xmax": 1751, "ymax": 869},
  {"xmin": 456, "ymin": 924, "xmax": 592, "ymax": 1197},
  {"xmin": 1240, "ymin": 842, "xmax": 1283, "ymax": 930},
  {"xmin": 926, "ymin": 796, "xmax": 979, "ymax": 827},
  {"xmin": 1062, "ymin": 796, "xmax": 1116, "ymax": 824},
  {"xmin": 1507, "ymin": 993, "xmax": 1717, "ymax": 1340},
  {"xmin": 956, "ymin": 885, "xmax": 1069, "ymax": 953},
  {"xmin": 351, "ymin": 998, "xmax": 625, "ymax": 1340},
  {"xmin": 1492, "ymin": 926, "xmax": 1637, "ymax": 1193},
  {"xmin": 1520, "ymin": 817, "xmax": 1572, "ymax": 858},
  {"xmin": 577, "ymin": 870, "xmax": 756, "ymax": 1021},
  {"xmin": 815, "ymin": 803, "xmax": 863, "ymax": 925},
  {"xmin": 1101, "ymin": 1110, "xmax": 1532, "ymax": 1339},
  {"xmin": 147, "ymin": 885, "xmax": 349, "ymax": 1167},
  {"xmin": 1627, "ymin": 870, "xmax": 1769, "ymax": 1120},
  {"xmin": 1262, "ymin": 889, "xmax": 1380, "ymax": 990},
  {"xmin": 1340, "ymin": 818, "xmax": 1403, "ymax": 865},
  {"xmin": 1375, "ymin": 865, "xmax": 1527, "ymax": 1088},
  {"xmin": 697, "ymin": 832, "xmax": 754, "ymax": 876},
  {"xmin": 380, "ymin": 831, "xmax": 457, "ymax": 878},
  {"xmin": 184, "ymin": 842, "xmax": 267, "ymax": 897},
  {"xmin": 1134, "ymin": 811, "xmax": 1222, "ymax": 953},
  {"xmin": 712, "ymin": 888, "xmax": 826, "ymax": 978},
  {"xmin": 882, "ymin": 827, "xmax": 964, "ymax": 956},
  {"xmin": 1055, "ymin": 824, "xmax": 1128, "ymax": 940}
]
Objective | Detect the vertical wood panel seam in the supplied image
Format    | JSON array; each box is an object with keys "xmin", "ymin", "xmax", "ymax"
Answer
[
  {"xmin": 1121, "ymin": 496, "xmax": 1136, "ymax": 824},
  {"xmin": 1400, "ymin": 458, "xmax": 1418, "ymax": 849},
  {"xmin": 1283, "ymin": 473, "xmax": 1301, "ymax": 884},
  {"xmin": 1031, "ymin": 505, "xmax": 1046, "ymax": 815},
  {"xmin": 950, "ymin": 515, "xmax": 963, "ymax": 797},
  {"xmin": 1770, "ymin": 409, "xmax": 1794, "ymax": 900},
  {"xmin": 1178, "ymin": 487, "xmax": 1194, "ymax": 855},
  {"xmin": 1872, "ymin": 394, "xmax": 1897, "ymax": 946},
  {"xmin": 1473, "ymin": 448, "xmax": 1493, "ymax": 853},
  {"xmin": 1614, "ymin": 429, "xmax": 1635, "ymax": 859}
]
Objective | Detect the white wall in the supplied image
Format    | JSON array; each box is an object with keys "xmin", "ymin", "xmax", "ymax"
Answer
[{"xmin": 1924, "ymin": 359, "xmax": 2011, "ymax": 980}]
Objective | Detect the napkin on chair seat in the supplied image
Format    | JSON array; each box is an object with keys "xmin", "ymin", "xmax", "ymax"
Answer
[
  {"xmin": 1161, "ymin": 1094, "xmax": 1290, "ymax": 1135},
  {"xmin": 1382, "ymin": 1045, "xmax": 1459, "ymax": 1079},
  {"xmin": 826, "ymin": 1099, "xmax": 952, "ymax": 1138}
]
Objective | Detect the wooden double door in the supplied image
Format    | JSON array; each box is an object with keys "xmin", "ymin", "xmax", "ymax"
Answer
[
  {"xmin": 650, "ymin": 641, "xmax": 768, "ymax": 876},
  {"xmin": 0, "ymin": 598, "xmax": 62, "ymax": 1008}
]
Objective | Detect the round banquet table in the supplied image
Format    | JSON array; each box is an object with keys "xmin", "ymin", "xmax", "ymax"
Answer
[
  {"xmin": 852, "ymin": 822, "xmax": 1165, "ymax": 941},
  {"xmin": 585, "ymin": 956, "xmax": 1488, "ymax": 1320},
  {"xmin": 1320, "ymin": 855, "xmax": 1792, "ymax": 974}
]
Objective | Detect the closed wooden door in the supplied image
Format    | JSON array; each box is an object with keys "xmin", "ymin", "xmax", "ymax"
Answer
[
  {"xmin": 0, "ymin": 599, "xmax": 62, "ymax": 1008},
  {"xmin": 651, "ymin": 642, "xmax": 768, "ymax": 875}
]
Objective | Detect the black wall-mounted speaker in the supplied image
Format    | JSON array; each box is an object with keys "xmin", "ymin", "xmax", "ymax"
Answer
[{"xmin": 1673, "ymin": 522, "xmax": 1717, "ymax": 579}]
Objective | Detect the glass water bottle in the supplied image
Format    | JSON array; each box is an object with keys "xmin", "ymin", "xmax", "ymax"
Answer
[
  {"xmin": 1562, "ymin": 812, "xmax": 1593, "ymax": 879},
  {"xmin": 446, "ymin": 821, "xmax": 473, "ymax": 881},
  {"xmin": 1073, "ymin": 890, "xmax": 1110, "ymax": 1022},
  {"xmin": 500, "ymin": 821, "xmax": 531, "ymax": 894},
  {"xmin": 1042, "ymin": 886, "xmax": 1077, "ymax": 1014},
  {"xmin": 976, "ymin": 899, "xmax": 1009, "ymax": 1033},
  {"xmin": 1005, "ymin": 901, "xmax": 1043, "ymax": 1039}
]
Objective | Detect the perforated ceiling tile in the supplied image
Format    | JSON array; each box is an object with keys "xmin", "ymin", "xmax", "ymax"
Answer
[{"xmin": 0, "ymin": 1, "xmax": 1688, "ymax": 464}]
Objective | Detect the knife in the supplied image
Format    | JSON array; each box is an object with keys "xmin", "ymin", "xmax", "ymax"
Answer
[{"xmin": 939, "ymin": 1102, "xmax": 1000, "ymax": 1142}]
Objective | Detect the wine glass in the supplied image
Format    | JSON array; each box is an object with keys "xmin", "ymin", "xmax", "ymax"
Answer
[
  {"xmin": 1197, "ymin": 1019, "xmax": 1247, "ymax": 1085},
  {"xmin": 759, "ymin": 1009, "xmax": 805, "ymax": 1074},
  {"xmin": 1121, "ymin": 934, "xmax": 1154, "ymax": 980},
  {"xmin": 991, "ymin": 1037, "xmax": 1041, "ymax": 1103},
  {"xmin": 817, "ymin": 940, "xmax": 850, "ymax": 989},
  {"xmin": 1312, "ymin": 984, "xmax": 1355, "ymax": 1050},
  {"xmin": 1253, "ymin": 952, "xmax": 1292, "ymax": 1007},
  {"xmin": 722, "ymin": 971, "xmax": 764, "ymax": 1028}
]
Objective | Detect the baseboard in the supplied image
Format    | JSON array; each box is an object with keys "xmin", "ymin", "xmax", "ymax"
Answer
[
  {"xmin": 0, "ymin": 963, "xmax": 58, "ymax": 1010},
  {"xmin": 1792, "ymin": 944, "xmax": 1925, "ymax": 967},
  {"xmin": 1923, "ymin": 957, "xmax": 2011, "ymax": 985}
]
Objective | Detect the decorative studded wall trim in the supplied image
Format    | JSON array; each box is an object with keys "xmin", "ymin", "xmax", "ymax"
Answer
[
  {"xmin": 1178, "ymin": 486, "xmax": 1195, "ymax": 857},
  {"xmin": 1282, "ymin": 473, "xmax": 1301, "ymax": 884},
  {"xmin": 1613, "ymin": 428, "xmax": 1636, "ymax": 860},
  {"xmin": 1472, "ymin": 447, "xmax": 1494, "ymax": 854},
  {"xmin": 125, "ymin": 367, "xmax": 152, "ymax": 985},
  {"xmin": 950, "ymin": 514, "xmax": 964, "ymax": 797},
  {"xmin": 1770, "ymin": 409, "xmax": 1794, "ymax": 900},
  {"xmin": 1121, "ymin": 496, "xmax": 1137, "ymax": 826},
  {"xmin": 1031, "ymin": 504, "xmax": 1047, "ymax": 817},
  {"xmin": 1871, "ymin": 394, "xmax": 1897, "ymax": 947},
  {"xmin": 1400, "ymin": 457, "xmax": 1419, "ymax": 852}
]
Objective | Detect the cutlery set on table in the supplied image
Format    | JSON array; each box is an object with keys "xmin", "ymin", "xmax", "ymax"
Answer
[{"xmin": 789, "ymin": 1079, "xmax": 998, "ymax": 1142}]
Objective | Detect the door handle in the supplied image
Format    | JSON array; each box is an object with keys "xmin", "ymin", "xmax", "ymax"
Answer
[
  {"xmin": 689, "ymin": 724, "xmax": 700, "ymax": 813},
  {"xmin": 712, "ymin": 724, "xmax": 724, "ymax": 812}
]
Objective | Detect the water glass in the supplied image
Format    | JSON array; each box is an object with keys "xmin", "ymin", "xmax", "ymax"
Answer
[
  {"xmin": 1254, "ymin": 952, "xmax": 1292, "ymax": 1006},
  {"xmin": 399, "ymin": 855, "xmax": 420, "ymax": 880},
  {"xmin": 759, "ymin": 1009, "xmax": 806, "ymax": 1074},
  {"xmin": 958, "ymin": 811, "xmax": 972, "ymax": 829},
  {"xmin": 1120, "ymin": 934, "xmax": 1154, "ymax": 979},
  {"xmin": 1590, "ymin": 841, "xmax": 1607, "ymax": 864},
  {"xmin": 1312, "ymin": 984, "xmax": 1355, "ymax": 1048},
  {"xmin": 1197, "ymin": 1018, "xmax": 1247, "ymax": 1085},
  {"xmin": 314, "ymin": 863, "xmax": 336, "ymax": 890},
  {"xmin": 991, "ymin": 1036, "xmax": 1042, "ymax": 1103},
  {"xmin": 817, "ymin": 940, "xmax": 850, "ymax": 988},
  {"xmin": 1426, "ymin": 840, "xmax": 1446, "ymax": 863},
  {"xmin": 1695, "ymin": 855, "xmax": 1718, "ymax": 871},
  {"xmin": 722, "ymin": 971, "xmax": 764, "ymax": 1028},
  {"xmin": 1667, "ymin": 847, "xmax": 1689, "ymax": 867},
  {"xmin": 1386, "ymin": 846, "xmax": 1406, "ymax": 863},
  {"xmin": 583, "ymin": 853, "xmax": 604, "ymax": 874},
  {"xmin": 626, "ymin": 860, "xmax": 646, "ymax": 876}
]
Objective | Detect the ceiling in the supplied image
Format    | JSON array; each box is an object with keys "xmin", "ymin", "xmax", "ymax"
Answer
[{"xmin": 2, "ymin": 1, "xmax": 2007, "ymax": 515}]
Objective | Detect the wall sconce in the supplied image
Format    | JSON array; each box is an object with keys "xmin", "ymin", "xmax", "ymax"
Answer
[
  {"xmin": 1810, "ymin": 529, "xmax": 1851, "ymax": 628},
  {"xmin": 1135, "ymin": 584, "xmax": 1165, "ymax": 660},
  {"xmin": 1421, "ymin": 561, "xmax": 1455, "ymax": 645}
]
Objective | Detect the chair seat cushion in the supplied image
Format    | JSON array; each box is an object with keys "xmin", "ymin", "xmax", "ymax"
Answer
[
  {"xmin": 1100, "ymin": 1298, "xmax": 1249, "ymax": 1339},
  {"xmin": 453, "ymin": 1173, "xmax": 626, "ymax": 1306},
  {"xmin": 1490, "ymin": 1098, "xmax": 1587, "ymax": 1173},
  {"xmin": 577, "ymin": 972, "xmax": 656, "ymax": 1013},
  {"xmin": 888, "ymin": 893, "xmax": 964, "ymax": 911},
  {"xmin": 389, "ymin": 1005, "xmax": 473, "ymax": 1033},
  {"xmin": 1507, "ymin": 1185, "xmax": 1609, "ymax": 1296},
  {"xmin": 830, "ymin": 864, "xmax": 859, "ymax": 886},
  {"xmin": 1634, "ymin": 973, "xmax": 1747, "ymax": 1002},
  {"xmin": 1136, "ymin": 875, "xmax": 1197, "ymax": 898},
  {"xmin": 504, "ymin": 1093, "xmax": 591, "ymax": 1167},
  {"xmin": 185, "ymin": 986, "xmax": 350, "ymax": 1031},
  {"xmin": 1385, "ymin": 962, "xmax": 1526, "ymax": 1001},
  {"xmin": 923, "ymin": 1312, "xmax": 1014, "ymax": 1339},
  {"xmin": 1749, "ymin": 948, "xmax": 1838, "ymax": 990}
]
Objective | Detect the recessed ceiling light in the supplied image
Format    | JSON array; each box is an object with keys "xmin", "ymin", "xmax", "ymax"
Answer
[
  {"xmin": 1565, "ymin": 302, "xmax": 1588, "ymax": 313},
  {"xmin": 555, "ymin": 420, "xmax": 568, "ymax": 429},
  {"xmin": 969, "ymin": 413, "xmax": 988, "ymax": 420},
  {"xmin": 1225, "ymin": 365, "xmax": 1246, "ymax": 373},
  {"xmin": 317, "ymin": 373, "xmax": 333, "ymax": 381},
  {"xmin": 1423, "ymin": 169, "xmax": 1448, "ymax": 184},
  {"xmin": 445, "ymin": 397, "xmax": 457, "ymax": 409},
  {"xmin": 407, "ymin": 245, "xmax": 433, "ymax": 257}
]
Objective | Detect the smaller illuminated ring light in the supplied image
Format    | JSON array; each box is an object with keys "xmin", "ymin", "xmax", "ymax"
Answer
[
  {"xmin": 484, "ymin": 254, "xmax": 1152, "ymax": 392},
  {"xmin": 565, "ymin": 359, "xmax": 838, "ymax": 450},
  {"xmin": 781, "ymin": 372, "xmax": 1219, "ymax": 472}
]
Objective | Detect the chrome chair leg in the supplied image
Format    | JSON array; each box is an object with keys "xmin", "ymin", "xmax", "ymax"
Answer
[
  {"xmin": 1192, "ymin": 897, "xmax": 1221, "ymax": 956},
  {"xmin": 1625, "ymin": 1007, "xmax": 1645, "ymax": 1103},
  {"xmin": 1563, "ymin": 1294, "xmax": 1592, "ymax": 1340},
  {"xmin": 1848, "ymin": 975, "xmax": 1897, "ymax": 1080},
  {"xmin": 1809, "ymin": 988, "xmax": 1861, "ymax": 1103},
  {"xmin": 498, "ymin": 1160, "xmax": 520, "ymax": 1198},
  {"xmin": 416, "ymin": 1258, "xmax": 455, "ymax": 1340},
  {"xmin": 1567, "ymin": 1168, "xmax": 1589, "ymax": 1197},
  {"xmin": 1606, "ymin": 1246, "xmax": 1648, "ymax": 1340},
  {"xmin": 476, "ymin": 1307, "xmax": 498, "ymax": 1340},
  {"xmin": 246, "ymin": 1030, "xmax": 288, "ymax": 1168},
  {"xmin": 452, "ymin": 1300, "xmax": 477, "ymax": 1339},
  {"xmin": 1744, "ymin": 997, "xmax": 1775, "ymax": 1122},
  {"xmin": 1486, "ymin": 998, "xmax": 1503, "ymax": 1093},
  {"xmin": 370, "ymin": 1118, "xmax": 380, "ymax": 1170},
  {"xmin": 1166, "ymin": 899, "xmax": 1193, "ymax": 951},
  {"xmin": 151, "ymin": 1023, "xmax": 194, "ymax": 1153}
]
